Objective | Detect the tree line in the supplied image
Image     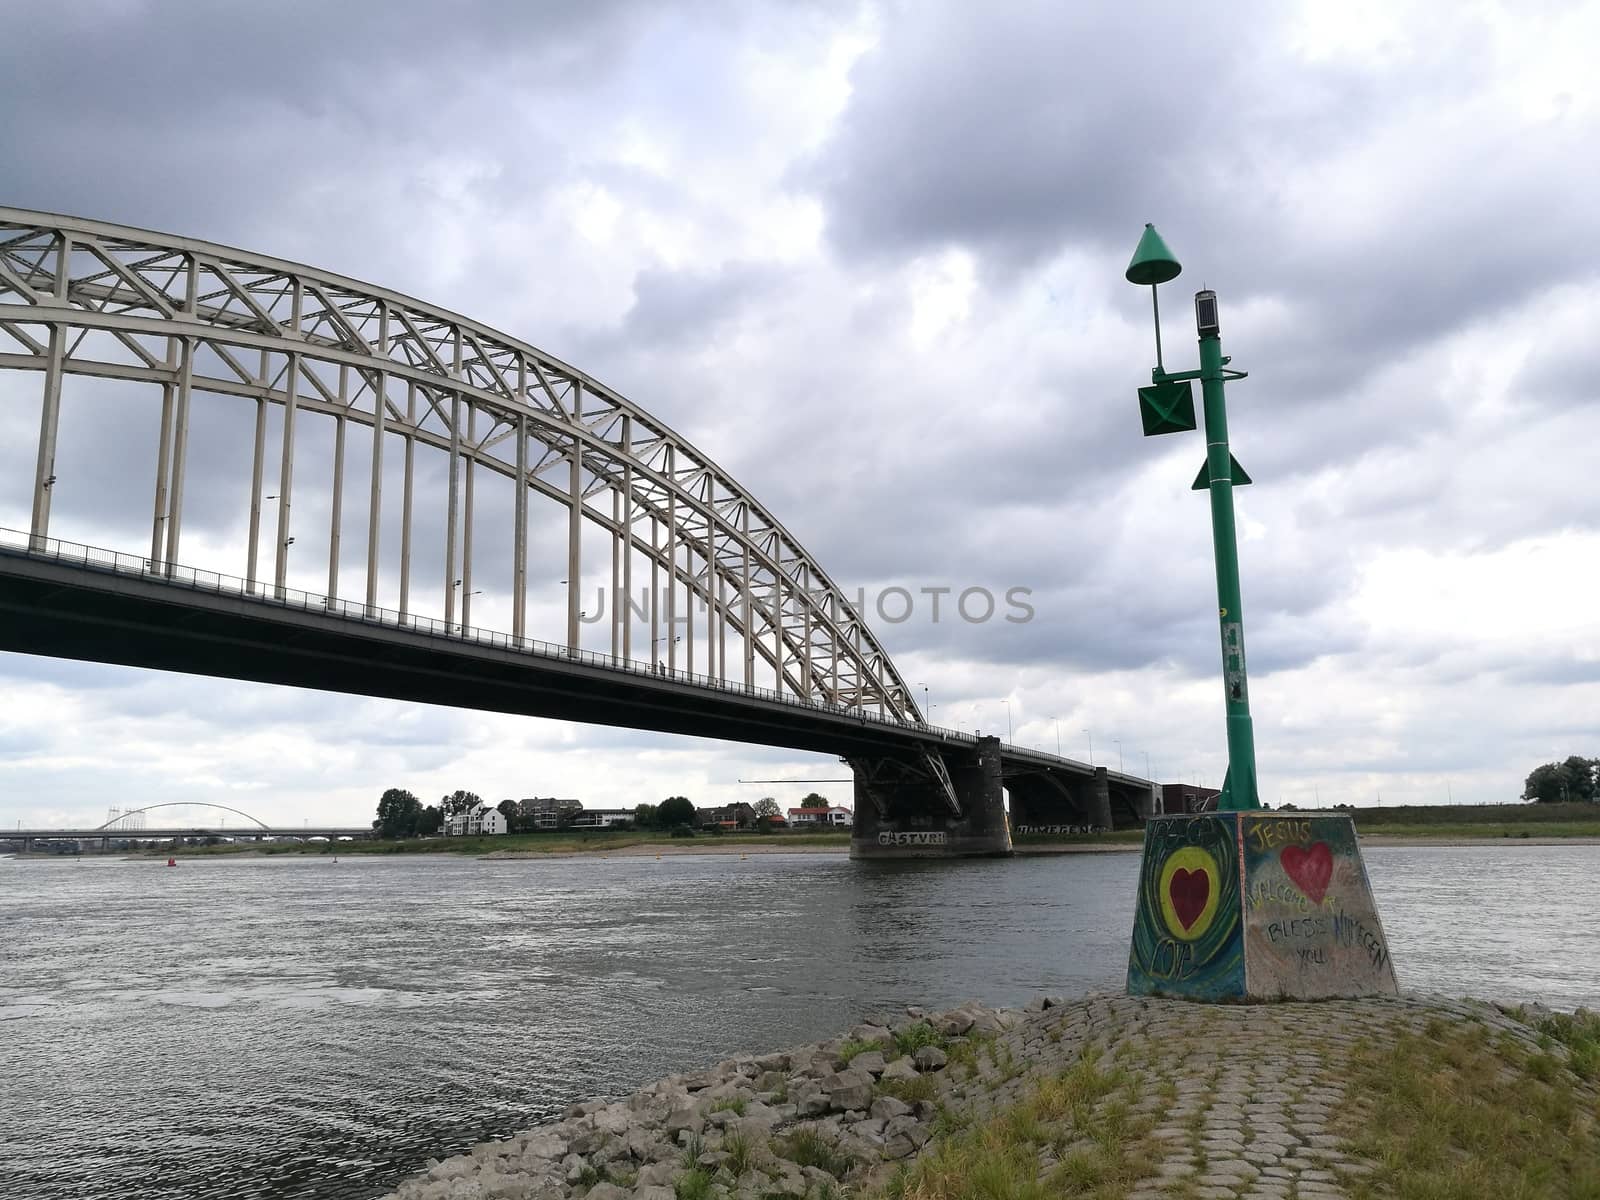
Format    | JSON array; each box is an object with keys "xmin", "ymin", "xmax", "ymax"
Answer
[
  {"xmin": 372, "ymin": 789, "xmax": 780, "ymax": 838},
  {"xmin": 372, "ymin": 790, "xmax": 833, "ymax": 838},
  {"xmin": 1522, "ymin": 756, "xmax": 1598, "ymax": 804},
  {"xmin": 372, "ymin": 788, "xmax": 484, "ymax": 838}
]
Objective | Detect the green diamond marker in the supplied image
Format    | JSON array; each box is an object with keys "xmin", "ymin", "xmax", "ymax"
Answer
[{"xmin": 1138, "ymin": 381, "xmax": 1197, "ymax": 436}]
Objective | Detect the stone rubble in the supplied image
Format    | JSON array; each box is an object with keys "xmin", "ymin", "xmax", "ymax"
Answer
[{"xmin": 380, "ymin": 991, "xmax": 1546, "ymax": 1200}]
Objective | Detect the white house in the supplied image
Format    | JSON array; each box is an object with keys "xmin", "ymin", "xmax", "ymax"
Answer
[
  {"xmin": 444, "ymin": 803, "xmax": 507, "ymax": 837},
  {"xmin": 568, "ymin": 808, "xmax": 634, "ymax": 829},
  {"xmin": 787, "ymin": 805, "xmax": 853, "ymax": 827}
]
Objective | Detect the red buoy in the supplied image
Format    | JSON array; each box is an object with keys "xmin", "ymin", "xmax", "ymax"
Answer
[{"xmin": 166, "ymin": 856, "xmax": 177, "ymax": 867}]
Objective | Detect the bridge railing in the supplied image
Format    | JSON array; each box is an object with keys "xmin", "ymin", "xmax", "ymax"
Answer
[{"xmin": 0, "ymin": 527, "xmax": 982, "ymax": 747}]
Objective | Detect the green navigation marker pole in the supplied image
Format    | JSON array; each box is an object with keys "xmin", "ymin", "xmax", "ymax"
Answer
[
  {"xmin": 1125, "ymin": 224, "xmax": 1260, "ymax": 810},
  {"xmin": 1193, "ymin": 289, "xmax": 1259, "ymax": 810}
]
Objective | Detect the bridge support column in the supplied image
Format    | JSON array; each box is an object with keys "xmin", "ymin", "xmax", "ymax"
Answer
[
  {"xmin": 29, "ymin": 233, "xmax": 69, "ymax": 551},
  {"xmin": 1089, "ymin": 766, "xmax": 1114, "ymax": 831},
  {"xmin": 1006, "ymin": 775, "xmax": 1092, "ymax": 835},
  {"xmin": 850, "ymin": 736, "xmax": 1012, "ymax": 858}
]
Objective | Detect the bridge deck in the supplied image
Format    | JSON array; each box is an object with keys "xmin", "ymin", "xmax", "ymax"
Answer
[{"xmin": 0, "ymin": 533, "xmax": 1153, "ymax": 789}]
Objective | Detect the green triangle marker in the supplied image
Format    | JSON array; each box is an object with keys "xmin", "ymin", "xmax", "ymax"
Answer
[{"xmin": 1191, "ymin": 454, "xmax": 1253, "ymax": 490}]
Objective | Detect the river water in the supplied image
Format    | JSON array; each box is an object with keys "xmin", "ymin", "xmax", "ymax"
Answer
[{"xmin": 1, "ymin": 844, "xmax": 1595, "ymax": 1200}]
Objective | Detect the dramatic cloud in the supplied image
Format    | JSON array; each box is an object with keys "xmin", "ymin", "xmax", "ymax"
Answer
[{"xmin": 2, "ymin": 0, "xmax": 1596, "ymax": 827}]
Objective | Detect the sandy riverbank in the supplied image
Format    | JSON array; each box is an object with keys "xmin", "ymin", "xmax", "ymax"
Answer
[
  {"xmin": 76, "ymin": 831, "xmax": 1600, "ymax": 864},
  {"xmin": 1357, "ymin": 833, "xmax": 1600, "ymax": 847},
  {"xmin": 1019, "ymin": 833, "xmax": 1600, "ymax": 854},
  {"xmin": 480, "ymin": 842, "xmax": 852, "ymax": 860}
]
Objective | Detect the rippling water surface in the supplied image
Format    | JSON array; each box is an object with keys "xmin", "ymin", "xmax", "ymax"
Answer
[{"xmin": 2, "ymin": 843, "xmax": 1596, "ymax": 1199}]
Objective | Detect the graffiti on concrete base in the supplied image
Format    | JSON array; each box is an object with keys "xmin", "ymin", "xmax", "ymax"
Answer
[
  {"xmin": 877, "ymin": 831, "xmax": 949, "ymax": 847},
  {"xmin": 1014, "ymin": 824, "xmax": 1106, "ymax": 835},
  {"xmin": 1128, "ymin": 812, "xmax": 1398, "ymax": 1001}
]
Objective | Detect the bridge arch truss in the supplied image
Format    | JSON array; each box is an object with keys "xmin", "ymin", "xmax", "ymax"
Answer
[
  {"xmin": 95, "ymin": 801, "xmax": 273, "ymax": 831},
  {"xmin": 0, "ymin": 209, "xmax": 919, "ymax": 721}
]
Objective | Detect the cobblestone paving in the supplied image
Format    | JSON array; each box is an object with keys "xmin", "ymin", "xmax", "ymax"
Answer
[{"xmin": 1004, "ymin": 992, "xmax": 1541, "ymax": 1200}]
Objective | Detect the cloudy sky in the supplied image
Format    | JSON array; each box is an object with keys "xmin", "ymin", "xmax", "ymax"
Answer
[{"xmin": 2, "ymin": 0, "xmax": 1596, "ymax": 829}]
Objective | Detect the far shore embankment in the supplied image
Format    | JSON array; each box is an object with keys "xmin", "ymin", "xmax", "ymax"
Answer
[
  {"xmin": 58, "ymin": 830, "xmax": 1600, "ymax": 864},
  {"xmin": 15, "ymin": 802, "xmax": 1598, "ymax": 861},
  {"xmin": 480, "ymin": 840, "xmax": 851, "ymax": 859}
]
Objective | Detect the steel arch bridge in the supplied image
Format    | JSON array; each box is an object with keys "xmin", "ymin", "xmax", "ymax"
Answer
[
  {"xmin": 0, "ymin": 208, "xmax": 1155, "ymax": 856},
  {"xmin": 0, "ymin": 207, "xmax": 913, "ymax": 718}
]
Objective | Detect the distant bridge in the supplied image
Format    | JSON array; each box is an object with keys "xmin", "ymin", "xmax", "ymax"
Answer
[
  {"xmin": 0, "ymin": 209, "xmax": 1155, "ymax": 855},
  {"xmin": 2, "ymin": 826, "xmax": 372, "ymax": 852},
  {"xmin": 97, "ymin": 801, "xmax": 273, "ymax": 831}
]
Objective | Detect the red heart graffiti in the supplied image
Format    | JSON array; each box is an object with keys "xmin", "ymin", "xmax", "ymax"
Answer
[
  {"xmin": 1281, "ymin": 842, "xmax": 1333, "ymax": 905},
  {"xmin": 1169, "ymin": 867, "xmax": 1211, "ymax": 931}
]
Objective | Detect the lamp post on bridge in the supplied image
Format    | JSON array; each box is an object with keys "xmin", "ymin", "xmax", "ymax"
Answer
[
  {"xmin": 1124, "ymin": 223, "xmax": 1260, "ymax": 811},
  {"xmin": 453, "ymin": 579, "xmax": 482, "ymax": 634}
]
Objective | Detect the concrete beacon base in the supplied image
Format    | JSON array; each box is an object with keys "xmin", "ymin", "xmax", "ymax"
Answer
[{"xmin": 1127, "ymin": 811, "xmax": 1398, "ymax": 1002}]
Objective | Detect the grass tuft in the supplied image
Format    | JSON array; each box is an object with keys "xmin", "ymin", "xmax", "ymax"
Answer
[
  {"xmin": 1533, "ymin": 1008, "xmax": 1600, "ymax": 1084},
  {"xmin": 868, "ymin": 1050, "xmax": 1150, "ymax": 1200},
  {"xmin": 723, "ymin": 1128, "xmax": 756, "ymax": 1177},
  {"xmin": 877, "ymin": 1074, "xmax": 938, "ymax": 1105},
  {"xmin": 673, "ymin": 1166, "xmax": 713, "ymax": 1200},
  {"xmin": 775, "ymin": 1127, "xmax": 856, "ymax": 1178},
  {"xmin": 893, "ymin": 1022, "xmax": 945, "ymax": 1056},
  {"xmin": 1338, "ymin": 1017, "xmax": 1600, "ymax": 1200},
  {"xmin": 678, "ymin": 1131, "xmax": 704, "ymax": 1171},
  {"xmin": 838, "ymin": 1036, "xmax": 892, "ymax": 1065}
]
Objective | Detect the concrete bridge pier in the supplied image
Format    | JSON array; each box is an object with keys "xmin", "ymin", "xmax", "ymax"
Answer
[
  {"xmin": 1111, "ymin": 772, "xmax": 1158, "ymax": 826},
  {"xmin": 848, "ymin": 735, "xmax": 1012, "ymax": 858},
  {"xmin": 1007, "ymin": 773, "xmax": 1098, "ymax": 833},
  {"xmin": 1005, "ymin": 765, "xmax": 1157, "ymax": 833}
]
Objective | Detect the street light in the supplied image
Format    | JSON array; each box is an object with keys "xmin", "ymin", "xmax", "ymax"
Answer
[
  {"xmin": 1114, "ymin": 737, "xmax": 1123, "ymax": 773},
  {"xmin": 1083, "ymin": 728, "xmax": 1093, "ymax": 764},
  {"xmin": 653, "ymin": 634, "xmax": 680, "ymax": 669},
  {"xmin": 1001, "ymin": 699, "xmax": 1013, "ymax": 742},
  {"xmin": 1125, "ymin": 223, "xmax": 1260, "ymax": 811},
  {"xmin": 1052, "ymin": 718, "xmax": 1061, "ymax": 756},
  {"xmin": 453, "ymin": 579, "xmax": 482, "ymax": 632}
]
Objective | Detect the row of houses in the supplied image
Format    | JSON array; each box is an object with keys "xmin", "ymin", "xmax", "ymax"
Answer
[
  {"xmin": 443, "ymin": 796, "xmax": 594, "ymax": 836},
  {"xmin": 442, "ymin": 797, "xmax": 855, "ymax": 836},
  {"xmin": 696, "ymin": 803, "xmax": 852, "ymax": 829}
]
